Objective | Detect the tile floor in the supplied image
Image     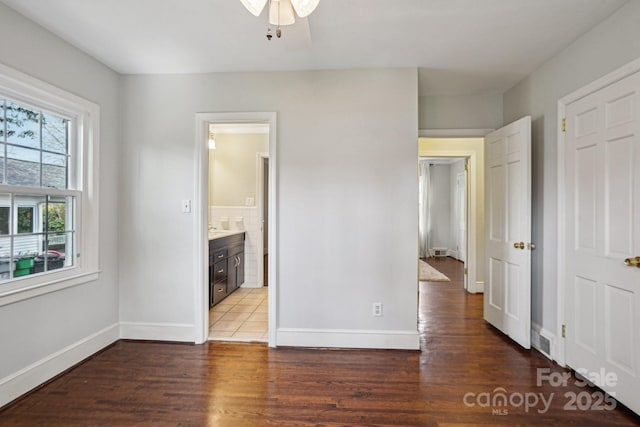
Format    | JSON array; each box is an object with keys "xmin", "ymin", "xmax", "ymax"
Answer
[{"xmin": 208, "ymin": 287, "xmax": 268, "ymax": 342}]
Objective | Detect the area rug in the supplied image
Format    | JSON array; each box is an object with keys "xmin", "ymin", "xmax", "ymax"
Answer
[{"xmin": 419, "ymin": 260, "xmax": 450, "ymax": 282}]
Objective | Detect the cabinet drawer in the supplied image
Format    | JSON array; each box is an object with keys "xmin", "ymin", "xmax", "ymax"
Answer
[
  {"xmin": 212, "ymin": 283, "xmax": 226, "ymax": 305},
  {"xmin": 213, "ymin": 261, "xmax": 227, "ymax": 282},
  {"xmin": 212, "ymin": 248, "xmax": 227, "ymax": 262}
]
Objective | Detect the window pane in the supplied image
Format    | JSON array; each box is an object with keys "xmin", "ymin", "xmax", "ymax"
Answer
[
  {"xmin": 16, "ymin": 194, "xmax": 45, "ymax": 236},
  {"xmin": 44, "ymin": 196, "xmax": 72, "ymax": 232},
  {"xmin": 43, "ymin": 232, "xmax": 72, "ymax": 271},
  {"xmin": 7, "ymin": 146, "xmax": 40, "ymax": 187},
  {"xmin": 42, "ymin": 165, "xmax": 66, "ymax": 189},
  {"xmin": 0, "ymin": 237, "xmax": 10, "ymax": 282},
  {"xmin": 5, "ymin": 101, "xmax": 40, "ymax": 149},
  {"xmin": 17, "ymin": 206, "xmax": 34, "ymax": 234},
  {"xmin": 42, "ymin": 152, "xmax": 67, "ymax": 189},
  {"xmin": 0, "ymin": 143, "xmax": 5, "ymax": 183},
  {"xmin": 42, "ymin": 113, "xmax": 68, "ymax": 154},
  {"xmin": 0, "ymin": 195, "xmax": 9, "ymax": 235},
  {"xmin": 13, "ymin": 235, "xmax": 39, "ymax": 278},
  {"xmin": 0, "ymin": 99, "xmax": 5, "ymax": 141},
  {"xmin": 43, "ymin": 152, "xmax": 66, "ymax": 166}
]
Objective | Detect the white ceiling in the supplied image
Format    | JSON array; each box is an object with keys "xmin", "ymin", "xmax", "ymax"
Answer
[{"xmin": 0, "ymin": 0, "xmax": 628, "ymax": 96}]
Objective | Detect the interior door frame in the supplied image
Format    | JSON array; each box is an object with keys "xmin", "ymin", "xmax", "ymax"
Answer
[
  {"xmin": 557, "ymin": 57, "xmax": 640, "ymax": 366},
  {"xmin": 256, "ymin": 152, "xmax": 269, "ymax": 289},
  {"xmin": 194, "ymin": 112, "xmax": 278, "ymax": 346},
  {"xmin": 419, "ymin": 129, "xmax": 492, "ymax": 293}
]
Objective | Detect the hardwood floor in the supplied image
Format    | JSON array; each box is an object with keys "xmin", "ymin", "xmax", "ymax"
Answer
[{"xmin": 1, "ymin": 257, "xmax": 638, "ymax": 425}]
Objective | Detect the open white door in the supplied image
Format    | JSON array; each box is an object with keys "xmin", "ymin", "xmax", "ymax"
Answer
[
  {"xmin": 564, "ymin": 69, "xmax": 640, "ymax": 415},
  {"xmin": 484, "ymin": 116, "xmax": 532, "ymax": 349}
]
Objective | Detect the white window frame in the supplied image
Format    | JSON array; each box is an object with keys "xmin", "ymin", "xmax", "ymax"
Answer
[{"xmin": 0, "ymin": 63, "xmax": 100, "ymax": 307}]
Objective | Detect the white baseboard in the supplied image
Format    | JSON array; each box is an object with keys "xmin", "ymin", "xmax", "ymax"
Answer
[
  {"xmin": 119, "ymin": 322, "xmax": 195, "ymax": 342},
  {"xmin": 467, "ymin": 281, "xmax": 484, "ymax": 293},
  {"xmin": 0, "ymin": 323, "xmax": 119, "ymax": 408},
  {"xmin": 276, "ymin": 328, "xmax": 420, "ymax": 350}
]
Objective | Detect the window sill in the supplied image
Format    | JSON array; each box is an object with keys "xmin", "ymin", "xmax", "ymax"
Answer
[{"xmin": 0, "ymin": 270, "xmax": 100, "ymax": 307}]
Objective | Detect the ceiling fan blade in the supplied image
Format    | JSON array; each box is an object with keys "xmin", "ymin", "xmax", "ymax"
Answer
[
  {"xmin": 240, "ymin": 0, "xmax": 267, "ymax": 16},
  {"xmin": 290, "ymin": 0, "xmax": 320, "ymax": 18}
]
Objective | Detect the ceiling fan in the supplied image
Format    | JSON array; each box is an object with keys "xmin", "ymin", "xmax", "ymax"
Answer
[{"xmin": 240, "ymin": 0, "xmax": 320, "ymax": 41}]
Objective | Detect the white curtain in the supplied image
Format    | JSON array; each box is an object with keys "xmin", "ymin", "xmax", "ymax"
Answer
[{"xmin": 418, "ymin": 160, "xmax": 431, "ymax": 258}]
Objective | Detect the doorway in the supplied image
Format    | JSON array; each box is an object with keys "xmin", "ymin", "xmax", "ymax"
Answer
[
  {"xmin": 419, "ymin": 157, "xmax": 468, "ymax": 287},
  {"xmin": 418, "ymin": 137, "xmax": 485, "ymax": 293},
  {"xmin": 194, "ymin": 112, "xmax": 277, "ymax": 346}
]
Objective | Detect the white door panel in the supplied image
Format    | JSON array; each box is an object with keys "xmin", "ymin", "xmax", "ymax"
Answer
[
  {"xmin": 565, "ymin": 70, "xmax": 640, "ymax": 415},
  {"xmin": 484, "ymin": 116, "xmax": 532, "ymax": 349}
]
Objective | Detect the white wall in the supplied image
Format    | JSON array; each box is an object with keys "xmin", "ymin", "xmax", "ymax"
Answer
[
  {"xmin": 419, "ymin": 93, "xmax": 503, "ymax": 130},
  {"xmin": 503, "ymin": 1, "xmax": 640, "ymax": 335},
  {"xmin": 119, "ymin": 69, "xmax": 419, "ymax": 347},
  {"xmin": 428, "ymin": 164, "xmax": 452, "ymax": 250},
  {"xmin": 0, "ymin": 3, "xmax": 120, "ymax": 405}
]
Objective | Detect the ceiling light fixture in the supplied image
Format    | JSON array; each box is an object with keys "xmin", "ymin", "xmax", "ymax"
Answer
[
  {"xmin": 240, "ymin": 0, "xmax": 320, "ymax": 40},
  {"xmin": 208, "ymin": 130, "xmax": 216, "ymax": 150}
]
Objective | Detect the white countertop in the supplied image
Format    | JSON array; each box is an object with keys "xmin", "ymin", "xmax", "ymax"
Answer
[{"xmin": 208, "ymin": 230, "xmax": 245, "ymax": 241}]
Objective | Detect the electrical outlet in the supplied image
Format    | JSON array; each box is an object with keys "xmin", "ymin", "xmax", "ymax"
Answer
[{"xmin": 372, "ymin": 302, "xmax": 383, "ymax": 317}]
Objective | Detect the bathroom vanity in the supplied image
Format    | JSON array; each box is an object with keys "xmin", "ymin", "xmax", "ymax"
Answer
[{"xmin": 209, "ymin": 231, "xmax": 245, "ymax": 308}]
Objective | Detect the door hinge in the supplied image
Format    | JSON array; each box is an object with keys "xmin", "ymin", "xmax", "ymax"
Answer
[
  {"xmin": 562, "ymin": 324, "xmax": 566, "ymax": 338},
  {"xmin": 464, "ymin": 162, "xmax": 469, "ymax": 172},
  {"xmin": 464, "ymin": 267, "xmax": 468, "ymax": 275},
  {"xmin": 562, "ymin": 118, "xmax": 566, "ymax": 132}
]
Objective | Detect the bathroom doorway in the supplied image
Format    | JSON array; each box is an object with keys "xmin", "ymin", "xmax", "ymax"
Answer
[{"xmin": 194, "ymin": 112, "xmax": 277, "ymax": 346}]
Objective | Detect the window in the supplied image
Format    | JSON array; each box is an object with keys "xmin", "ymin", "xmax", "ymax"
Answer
[{"xmin": 0, "ymin": 63, "xmax": 99, "ymax": 304}]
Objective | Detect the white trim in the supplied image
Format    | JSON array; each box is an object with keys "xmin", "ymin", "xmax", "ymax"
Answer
[
  {"xmin": 418, "ymin": 147, "xmax": 480, "ymax": 297},
  {"xmin": 419, "ymin": 128, "xmax": 494, "ymax": 138},
  {"xmin": 194, "ymin": 112, "xmax": 277, "ymax": 347},
  {"xmin": 255, "ymin": 152, "xmax": 269, "ymax": 291},
  {"xmin": 210, "ymin": 123, "xmax": 269, "ymax": 134},
  {"xmin": 0, "ymin": 271, "xmax": 99, "ymax": 307},
  {"xmin": 556, "ymin": 56, "xmax": 640, "ymax": 369},
  {"xmin": 0, "ymin": 62, "xmax": 100, "ymax": 306},
  {"xmin": 0, "ymin": 323, "xmax": 118, "ymax": 408},
  {"xmin": 119, "ymin": 322, "xmax": 195, "ymax": 342},
  {"xmin": 276, "ymin": 328, "xmax": 420, "ymax": 350},
  {"xmin": 468, "ymin": 281, "xmax": 484, "ymax": 294}
]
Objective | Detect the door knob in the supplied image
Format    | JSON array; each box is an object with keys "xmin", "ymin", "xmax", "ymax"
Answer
[
  {"xmin": 513, "ymin": 242, "xmax": 525, "ymax": 250},
  {"xmin": 624, "ymin": 257, "xmax": 640, "ymax": 267},
  {"xmin": 528, "ymin": 243, "xmax": 536, "ymax": 250}
]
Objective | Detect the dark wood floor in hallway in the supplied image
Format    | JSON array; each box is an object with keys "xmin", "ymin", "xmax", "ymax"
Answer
[{"xmin": 1, "ymin": 257, "xmax": 639, "ymax": 426}]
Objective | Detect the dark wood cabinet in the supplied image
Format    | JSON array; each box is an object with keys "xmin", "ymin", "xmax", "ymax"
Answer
[{"xmin": 209, "ymin": 232, "xmax": 245, "ymax": 308}]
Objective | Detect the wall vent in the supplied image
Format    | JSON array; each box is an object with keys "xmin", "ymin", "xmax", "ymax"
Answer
[
  {"xmin": 432, "ymin": 247, "xmax": 447, "ymax": 257},
  {"xmin": 539, "ymin": 335, "xmax": 551, "ymax": 356}
]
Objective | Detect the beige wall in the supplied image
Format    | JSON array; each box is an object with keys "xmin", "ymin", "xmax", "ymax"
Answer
[
  {"xmin": 209, "ymin": 133, "xmax": 268, "ymax": 207},
  {"xmin": 419, "ymin": 137, "xmax": 485, "ymax": 291}
]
